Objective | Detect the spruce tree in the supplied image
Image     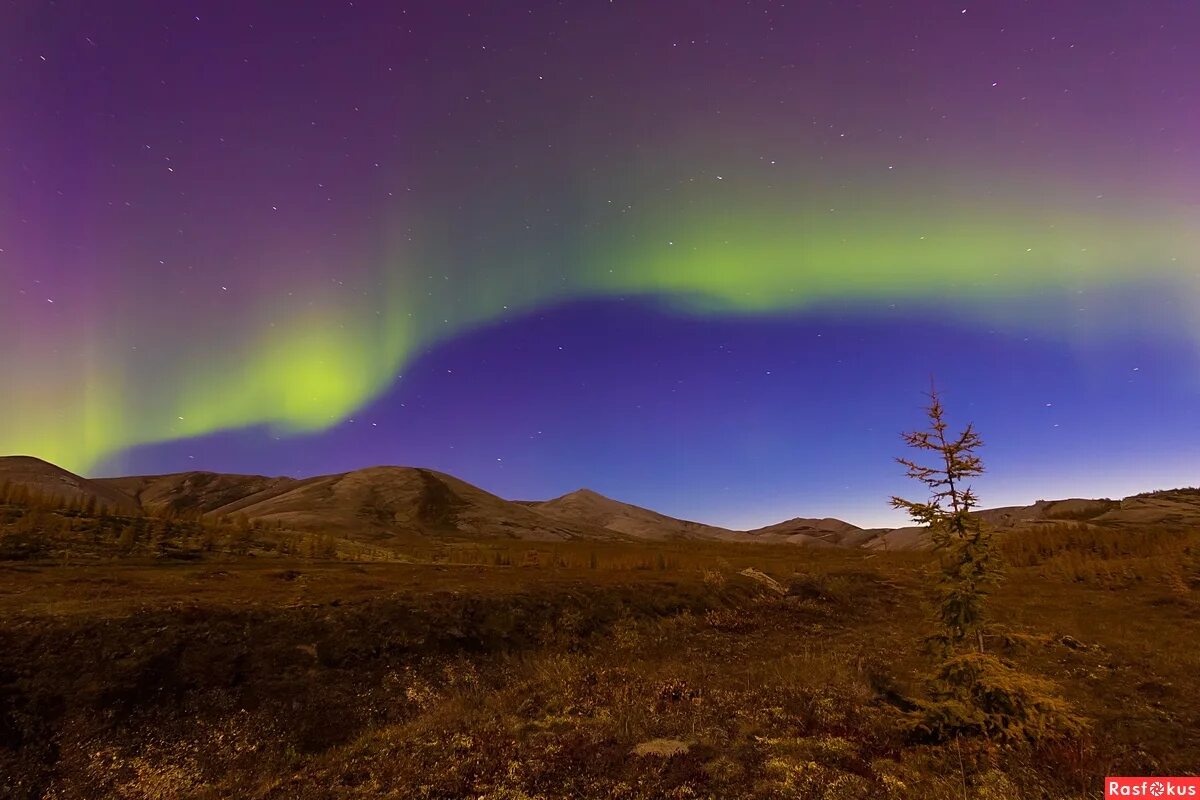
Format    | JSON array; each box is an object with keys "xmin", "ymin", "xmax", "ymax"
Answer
[
  {"xmin": 890, "ymin": 387, "xmax": 1089, "ymax": 747},
  {"xmin": 891, "ymin": 386, "xmax": 998, "ymax": 654}
]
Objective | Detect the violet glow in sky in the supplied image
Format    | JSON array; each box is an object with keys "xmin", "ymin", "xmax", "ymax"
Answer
[{"xmin": 2, "ymin": 1, "xmax": 1199, "ymax": 527}]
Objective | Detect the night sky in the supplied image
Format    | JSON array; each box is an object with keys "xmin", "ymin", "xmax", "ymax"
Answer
[{"xmin": 3, "ymin": 1, "xmax": 1198, "ymax": 528}]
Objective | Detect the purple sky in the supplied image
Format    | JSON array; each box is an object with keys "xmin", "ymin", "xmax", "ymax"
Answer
[{"xmin": 3, "ymin": 1, "xmax": 1199, "ymax": 527}]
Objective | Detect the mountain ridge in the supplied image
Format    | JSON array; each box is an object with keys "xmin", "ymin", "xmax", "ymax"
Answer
[{"xmin": 2, "ymin": 454, "xmax": 1198, "ymax": 549}]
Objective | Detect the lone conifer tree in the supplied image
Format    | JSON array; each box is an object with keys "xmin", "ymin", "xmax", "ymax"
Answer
[
  {"xmin": 891, "ymin": 389, "xmax": 1088, "ymax": 745},
  {"xmin": 891, "ymin": 386, "xmax": 998, "ymax": 654}
]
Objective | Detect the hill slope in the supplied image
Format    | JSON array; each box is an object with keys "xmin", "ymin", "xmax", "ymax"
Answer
[
  {"xmin": 96, "ymin": 470, "xmax": 293, "ymax": 518},
  {"xmin": 522, "ymin": 488, "xmax": 737, "ymax": 541},
  {"xmin": 96, "ymin": 466, "xmax": 622, "ymax": 543},
  {"xmin": 738, "ymin": 516, "xmax": 873, "ymax": 547},
  {"xmin": 0, "ymin": 456, "xmax": 140, "ymax": 514},
  {"xmin": 862, "ymin": 491, "xmax": 1200, "ymax": 550},
  {"xmin": 4, "ymin": 456, "xmax": 1197, "ymax": 549}
]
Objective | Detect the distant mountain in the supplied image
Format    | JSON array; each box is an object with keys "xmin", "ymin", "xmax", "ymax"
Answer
[
  {"xmin": 0, "ymin": 455, "xmax": 140, "ymax": 514},
  {"xmin": 738, "ymin": 516, "xmax": 873, "ymax": 547},
  {"xmin": 97, "ymin": 470, "xmax": 293, "ymax": 518},
  {"xmin": 94, "ymin": 466, "xmax": 622, "ymax": 544},
  {"xmin": 860, "ymin": 491, "xmax": 1200, "ymax": 550},
  {"xmin": 1091, "ymin": 489, "xmax": 1200, "ymax": 527},
  {"xmin": 2, "ymin": 455, "xmax": 1197, "ymax": 549},
  {"xmin": 521, "ymin": 488, "xmax": 736, "ymax": 541}
]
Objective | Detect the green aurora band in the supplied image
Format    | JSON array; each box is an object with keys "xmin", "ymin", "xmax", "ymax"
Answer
[{"xmin": 3, "ymin": 183, "xmax": 1197, "ymax": 474}]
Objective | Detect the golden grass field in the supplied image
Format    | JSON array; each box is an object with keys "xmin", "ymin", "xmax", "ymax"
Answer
[{"xmin": 0, "ymin": 497, "xmax": 1198, "ymax": 800}]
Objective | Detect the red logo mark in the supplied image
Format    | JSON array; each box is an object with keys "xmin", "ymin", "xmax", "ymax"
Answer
[{"xmin": 1106, "ymin": 778, "xmax": 1200, "ymax": 798}]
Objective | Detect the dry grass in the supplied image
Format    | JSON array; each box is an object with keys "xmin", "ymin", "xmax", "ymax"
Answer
[{"xmin": 1, "ymin": 504, "xmax": 1199, "ymax": 798}]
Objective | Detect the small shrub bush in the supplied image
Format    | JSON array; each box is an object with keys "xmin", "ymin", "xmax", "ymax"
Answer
[{"xmin": 910, "ymin": 652, "xmax": 1088, "ymax": 746}]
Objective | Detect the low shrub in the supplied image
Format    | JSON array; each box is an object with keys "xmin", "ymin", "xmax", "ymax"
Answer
[{"xmin": 909, "ymin": 652, "xmax": 1089, "ymax": 746}]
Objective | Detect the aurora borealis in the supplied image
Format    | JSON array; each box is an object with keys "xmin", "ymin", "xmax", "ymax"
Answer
[{"xmin": 3, "ymin": 1, "xmax": 1199, "ymax": 527}]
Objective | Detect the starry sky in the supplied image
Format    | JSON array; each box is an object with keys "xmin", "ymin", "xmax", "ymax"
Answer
[{"xmin": 2, "ymin": 1, "xmax": 1199, "ymax": 528}]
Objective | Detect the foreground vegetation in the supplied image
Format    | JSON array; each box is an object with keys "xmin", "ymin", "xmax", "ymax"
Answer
[{"xmin": 1, "ymin": 492, "xmax": 1198, "ymax": 799}]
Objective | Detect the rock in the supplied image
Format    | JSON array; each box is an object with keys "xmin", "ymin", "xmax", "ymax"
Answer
[
  {"xmin": 786, "ymin": 574, "xmax": 832, "ymax": 601},
  {"xmin": 633, "ymin": 738, "xmax": 691, "ymax": 757},
  {"xmin": 1058, "ymin": 635, "xmax": 1088, "ymax": 650},
  {"xmin": 738, "ymin": 568, "xmax": 786, "ymax": 596}
]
